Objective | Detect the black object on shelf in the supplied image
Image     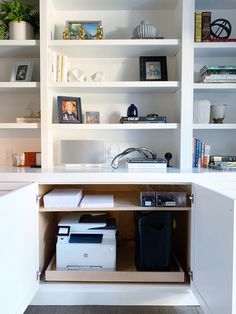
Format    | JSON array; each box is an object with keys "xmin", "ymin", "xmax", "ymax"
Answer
[
  {"xmin": 165, "ymin": 152, "xmax": 172, "ymax": 167},
  {"xmin": 134, "ymin": 211, "xmax": 172, "ymax": 271}
]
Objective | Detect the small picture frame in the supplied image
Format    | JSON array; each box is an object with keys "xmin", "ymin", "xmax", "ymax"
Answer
[
  {"xmin": 58, "ymin": 96, "xmax": 82, "ymax": 124},
  {"xmin": 10, "ymin": 61, "xmax": 34, "ymax": 82},
  {"xmin": 66, "ymin": 20, "xmax": 103, "ymax": 40},
  {"xmin": 85, "ymin": 111, "xmax": 100, "ymax": 124},
  {"xmin": 140, "ymin": 56, "xmax": 168, "ymax": 81}
]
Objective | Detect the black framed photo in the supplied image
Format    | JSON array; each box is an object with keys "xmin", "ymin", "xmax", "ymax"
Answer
[
  {"xmin": 140, "ymin": 56, "xmax": 168, "ymax": 81},
  {"xmin": 58, "ymin": 96, "xmax": 82, "ymax": 124}
]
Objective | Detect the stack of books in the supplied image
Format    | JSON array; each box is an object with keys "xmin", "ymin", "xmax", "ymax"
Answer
[
  {"xmin": 200, "ymin": 65, "xmax": 236, "ymax": 83},
  {"xmin": 209, "ymin": 155, "xmax": 236, "ymax": 171},
  {"xmin": 195, "ymin": 11, "xmax": 211, "ymax": 42},
  {"xmin": 192, "ymin": 138, "xmax": 211, "ymax": 168},
  {"xmin": 49, "ymin": 51, "xmax": 69, "ymax": 82}
]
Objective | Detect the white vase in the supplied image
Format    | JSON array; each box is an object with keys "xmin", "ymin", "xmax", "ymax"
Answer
[
  {"xmin": 193, "ymin": 100, "xmax": 211, "ymax": 124},
  {"xmin": 133, "ymin": 20, "xmax": 158, "ymax": 39},
  {"xmin": 9, "ymin": 21, "xmax": 34, "ymax": 40}
]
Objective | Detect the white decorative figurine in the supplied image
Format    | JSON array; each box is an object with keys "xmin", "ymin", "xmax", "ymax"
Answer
[{"xmin": 68, "ymin": 69, "xmax": 86, "ymax": 82}]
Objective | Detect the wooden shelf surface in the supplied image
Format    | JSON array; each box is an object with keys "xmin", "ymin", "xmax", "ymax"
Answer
[
  {"xmin": 45, "ymin": 241, "xmax": 185, "ymax": 283},
  {"xmin": 40, "ymin": 191, "xmax": 191, "ymax": 212}
]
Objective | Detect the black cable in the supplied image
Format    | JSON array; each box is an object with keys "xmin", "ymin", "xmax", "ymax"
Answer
[{"xmin": 111, "ymin": 147, "xmax": 157, "ymax": 169}]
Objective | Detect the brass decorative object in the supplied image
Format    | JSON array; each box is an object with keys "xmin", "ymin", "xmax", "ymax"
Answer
[
  {"xmin": 63, "ymin": 26, "xmax": 69, "ymax": 40},
  {"xmin": 96, "ymin": 24, "xmax": 103, "ymax": 39},
  {"xmin": 77, "ymin": 24, "xmax": 85, "ymax": 40}
]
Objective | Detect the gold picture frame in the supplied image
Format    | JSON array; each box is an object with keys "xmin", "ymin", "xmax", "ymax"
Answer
[{"xmin": 63, "ymin": 20, "xmax": 103, "ymax": 40}]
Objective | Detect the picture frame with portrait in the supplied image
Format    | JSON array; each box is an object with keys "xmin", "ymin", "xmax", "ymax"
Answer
[
  {"xmin": 140, "ymin": 56, "xmax": 168, "ymax": 81},
  {"xmin": 58, "ymin": 96, "xmax": 82, "ymax": 124},
  {"xmin": 10, "ymin": 61, "xmax": 34, "ymax": 82}
]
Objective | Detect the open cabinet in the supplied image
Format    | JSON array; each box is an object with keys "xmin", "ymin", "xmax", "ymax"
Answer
[
  {"xmin": 0, "ymin": 180, "xmax": 236, "ymax": 313},
  {"xmin": 38, "ymin": 184, "xmax": 191, "ymax": 284},
  {"xmin": 192, "ymin": 183, "xmax": 236, "ymax": 314},
  {"xmin": 0, "ymin": 182, "xmax": 39, "ymax": 314}
]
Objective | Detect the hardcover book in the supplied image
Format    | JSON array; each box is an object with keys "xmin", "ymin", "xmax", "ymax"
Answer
[
  {"xmin": 201, "ymin": 12, "xmax": 211, "ymax": 42},
  {"xmin": 195, "ymin": 12, "xmax": 202, "ymax": 42}
]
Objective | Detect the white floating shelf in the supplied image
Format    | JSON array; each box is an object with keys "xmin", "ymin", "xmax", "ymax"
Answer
[
  {"xmin": 194, "ymin": 83, "xmax": 236, "ymax": 93},
  {"xmin": 194, "ymin": 42, "xmax": 236, "ymax": 58},
  {"xmin": 49, "ymin": 39, "xmax": 181, "ymax": 57},
  {"xmin": 0, "ymin": 123, "xmax": 40, "ymax": 129},
  {"xmin": 52, "ymin": 123, "xmax": 179, "ymax": 130},
  {"xmin": 193, "ymin": 124, "xmax": 236, "ymax": 130},
  {"xmin": 0, "ymin": 40, "xmax": 40, "ymax": 58},
  {"xmin": 52, "ymin": 0, "xmax": 179, "ymax": 11},
  {"xmin": 0, "ymin": 82, "xmax": 40, "ymax": 93},
  {"xmin": 49, "ymin": 81, "xmax": 180, "ymax": 93}
]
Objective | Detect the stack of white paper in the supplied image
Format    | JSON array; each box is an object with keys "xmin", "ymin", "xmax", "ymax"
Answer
[
  {"xmin": 80, "ymin": 195, "xmax": 114, "ymax": 208},
  {"xmin": 43, "ymin": 188, "xmax": 83, "ymax": 208}
]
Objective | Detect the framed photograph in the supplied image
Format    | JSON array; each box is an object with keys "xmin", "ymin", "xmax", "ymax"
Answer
[
  {"xmin": 10, "ymin": 61, "xmax": 33, "ymax": 82},
  {"xmin": 58, "ymin": 96, "xmax": 82, "ymax": 124},
  {"xmin": 66, "ymin": 20, "xmax": 103, "ymax": 40},
  {"xmin": 140, "ymin": 56, "xmax": 168, "ymax": 81},
  {"xmin": 85, "ymin": 111, "xmax": 100, "ymax": 124}
]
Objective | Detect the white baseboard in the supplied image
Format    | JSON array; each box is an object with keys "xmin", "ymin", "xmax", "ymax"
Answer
[{"xmin": 31, "ymin": 283, "xmax": 199, "ymax": 306}]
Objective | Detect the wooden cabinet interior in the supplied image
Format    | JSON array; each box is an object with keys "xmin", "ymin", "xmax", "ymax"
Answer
[{"xmin": 38, "ymin": 184, "xmax": 191, "ymax": 283}]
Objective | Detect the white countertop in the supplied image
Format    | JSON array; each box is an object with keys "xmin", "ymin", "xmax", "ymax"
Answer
[{"xmin": 1, "ymin": 166, "xmax": 236, "ymax": 184}]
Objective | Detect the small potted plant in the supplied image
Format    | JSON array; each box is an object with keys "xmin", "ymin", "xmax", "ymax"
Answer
[{"xmin": 0, "ymin": 0, "xmax": 39, "ymax": 40}]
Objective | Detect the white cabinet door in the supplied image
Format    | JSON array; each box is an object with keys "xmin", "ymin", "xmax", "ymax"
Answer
[
  {"xmin": 192, "ymin": 183, "xmax": 236, "ymax": 314},
  {"xmin": 0, "ymin": 183, "xmax": 39, "ymax": 314}
]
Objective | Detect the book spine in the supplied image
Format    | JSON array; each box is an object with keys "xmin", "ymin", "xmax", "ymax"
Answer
[
  {"xmin": 201, "ymin": 12, "xmax": 211, "ymax": 42},
  {"xmin": 195, "ymin": 12, "xmax": 202, "ymax": 42},
  {"xmin": 201, "ymin": 70, "xmax": 236, "ymax": 76},
  {"xmin": 62, "ymin": 55, "xmax": 68, "ymax": 82},
  {"xmin": 56, "ymin": 53, "xmax": 62, "ymax": 82},
  {"xmin": 203, "ymin": 74, "xmax": 236, "ymax": 80},
  {"xmin": 204, "ymin": 144, "xmax": 211, "ymax": 168},
  {"xmin": 210, "ymin": 156, "xmax": 236, "ymax": 162}
]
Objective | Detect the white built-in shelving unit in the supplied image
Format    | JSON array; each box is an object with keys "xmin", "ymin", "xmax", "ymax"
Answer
[
  {"xmin": 1, "ymin": 0, "xmax": 236, "ymax": 169},
  {"xmin": 0, "ymin": 22, "xmax": 40, "ymax": 165},
  {"xmin": 194, "ymin": 1, "xmax": 236, "ymax": 158},
  {"xmin": 40, "ymin": 0, "xmax": 194, "ymax": 168}
]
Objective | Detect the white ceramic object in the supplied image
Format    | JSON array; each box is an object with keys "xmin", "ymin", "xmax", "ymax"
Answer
[
  {"xmin": 91, "ymin": 72, "xmax": 104, "ymax": 82},
  {"xmin": 210, "ymin": 104, "xmax": 227, "ymax": 123},
  {"xmin": 9, "ymin": 21, "xmax": 34, "ymax": 40},
  {"xmin": 193, "ymin": 99, "xmax": 211, "ymax": 124},
  {"xmin": 133, "ymin": 20, "xmax": 158, "ymax": 39},
  {"xmin": 68, "ymin": 69, "xmax": 86, "ymax": 82}
]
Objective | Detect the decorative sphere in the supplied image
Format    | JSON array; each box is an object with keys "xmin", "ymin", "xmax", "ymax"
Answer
[{"xmin": 211, "ymin": 18, "xmax": 232, "ymax": 39}]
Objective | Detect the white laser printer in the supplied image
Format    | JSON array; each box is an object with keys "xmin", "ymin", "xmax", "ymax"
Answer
[{"xmin": 56, "ymin": 213, "xmax": 116, "ymax": 271}]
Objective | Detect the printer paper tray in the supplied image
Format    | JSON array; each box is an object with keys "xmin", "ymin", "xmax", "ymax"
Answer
[{"xmin": 45, "ymin": 242, "xmax": 185, "ymax": 283}]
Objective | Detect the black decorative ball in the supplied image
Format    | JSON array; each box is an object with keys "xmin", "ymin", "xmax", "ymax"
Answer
[{"xmin": 210, "ymin": 18, "xmax": 232, "ymax": 39}]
